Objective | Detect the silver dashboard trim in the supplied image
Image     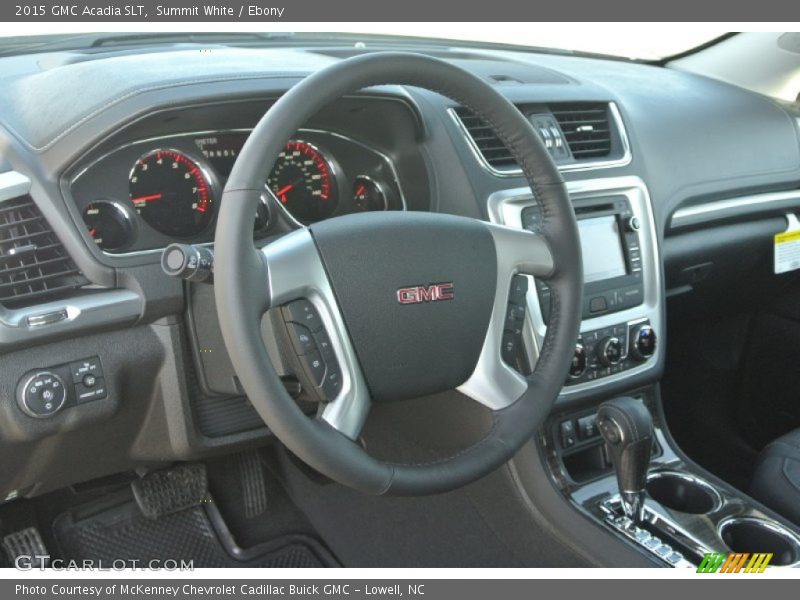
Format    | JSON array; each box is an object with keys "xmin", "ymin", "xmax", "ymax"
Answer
[
  {"xmin": 0, "ymin": 170, "xmax": 32, "ymax": 202},
  {"xmin": 671, "ymin": 189, "xmax": 800, "ymax": 229},
  {"xmin": 448, "ymin": 102, "xmax": 632, "ymax": 178},
  {"xmin": 0, "ymin": 290, "xmax": 143, "ymax": 349},
  {"xmin": 486, "ymin": 176, "xmax": 662, "ymax": 397}
]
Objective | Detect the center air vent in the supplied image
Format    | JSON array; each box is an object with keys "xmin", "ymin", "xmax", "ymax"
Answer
[
  {"xmin": 452, "ymin": 101, "xmax": 620, "ymax": 173},
  {"xmin": 549, "ymin": 103, "xmax": 612, "ymax": 159},
  {"xmin": 0, "ymin": 195, "xmax": 87, "ymax": 309}
]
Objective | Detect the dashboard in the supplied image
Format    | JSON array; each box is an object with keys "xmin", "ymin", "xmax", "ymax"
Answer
[
  {"xmin": 1, "ymin": 42, "xmax": 800, "ymax": 500},
  {"xmin": 70, "ymin": 127, "xmax": 407, "ymax": 254}
]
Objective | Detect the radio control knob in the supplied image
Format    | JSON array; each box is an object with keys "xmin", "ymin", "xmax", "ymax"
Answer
[
  {"xmin": 568, "ymin": 343, "xmax": 587, "ymax": 379},
  {"xmin": 598, "ymin": 336, "xmax": 623, "ymax": 366},
  {"xmin": 626, "ymin": 216, "xmax": 641, "ymax": 231},
  {"xmin": 630, "ymin": 324, "xmax": 657, "ymax": 361}
]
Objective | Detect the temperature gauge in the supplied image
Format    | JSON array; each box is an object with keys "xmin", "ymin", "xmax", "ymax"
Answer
[
  {"xmin": 83, "ymin": 201, "xmax": 134, "ymax": 252},
  {"xmin": 353, "ymin": 176, "xmax": 387, "ymax": 212}
]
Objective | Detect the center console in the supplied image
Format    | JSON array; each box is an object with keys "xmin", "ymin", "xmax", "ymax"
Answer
[
  {"xmin": 490, "ymin": 175, "xmax": 800, "ymax": 568},
  {"xmin": 487, "ymin": 175, "xmax": 662, "ymax": 395},
  {"xmin": 544, "ymin": 390, "xmax": 800, "ymax": 569}
]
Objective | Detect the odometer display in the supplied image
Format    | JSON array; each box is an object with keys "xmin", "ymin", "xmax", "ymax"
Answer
[
  {"xmin": 267, "ymin": 140, "xmax": 337, "ymax": 223},
  {"xmin": 129, "ymin": 149, "xmax": 214, "ymax": 238}
]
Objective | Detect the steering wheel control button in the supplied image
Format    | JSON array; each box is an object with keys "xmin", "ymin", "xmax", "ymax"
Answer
[
  {"xmin": 18, "ymin": 372, "xmax": 67, "ymax": 418},
  {"xmin": 321, "ymin": 365, "xmax": 343, "ymax": 401},
  {"xmin": 288, "ymin": 323, "xmax": 317, "ymax": 355},
  {"xmin": 313, "ymin": 329, "xmax": 335, "ymax": 362},
  {"xmin": 303, "ymin": 351, "xmax": 326, "ymax": 386},
  {"xmin": 508, "ymin": 274, "xmax": 528, "ymax": 304},
  {"xmin": 283, "ymin": 299, "xmax": 323, "ymax": 332},
  {"xmin": 75, "ymin": 377, "xmax": 107, "ymax": 404}
]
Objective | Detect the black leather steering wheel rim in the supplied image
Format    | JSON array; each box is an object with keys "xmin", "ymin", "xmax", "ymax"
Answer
[{"xmin": 214, "ymin": 52, "xmax": 583, "ymax": 496}]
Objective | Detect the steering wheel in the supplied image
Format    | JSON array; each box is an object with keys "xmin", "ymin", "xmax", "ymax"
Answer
[{"xmin": 214, "ymin": 53, "xmax": 583, "ymax": 496}]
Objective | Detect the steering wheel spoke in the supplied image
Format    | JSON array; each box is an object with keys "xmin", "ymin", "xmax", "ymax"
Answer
[
  {"xmin": 261, "ymin": 229, "xmax": 371, "ymax": 440},
  {"xmin": 457, "ymin": 224, "xmax": 554, "ymax": 410}
]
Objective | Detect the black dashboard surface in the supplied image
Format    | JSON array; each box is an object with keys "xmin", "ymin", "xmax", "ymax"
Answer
[{"xmin": 1, "ymin": 41, "xmax": 800, "ymax": 497}]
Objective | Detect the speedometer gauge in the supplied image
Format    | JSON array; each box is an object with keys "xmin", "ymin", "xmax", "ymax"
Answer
[
  {"xmin": 129, "ymin": 149, "xmax": 215, "ymax": 238},
  {"xmin": 267, "ymin": 140, "xmax": 338, "ymax": 223}
]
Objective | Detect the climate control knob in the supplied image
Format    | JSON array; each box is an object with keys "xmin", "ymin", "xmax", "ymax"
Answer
[
  {"xmin": 630, "ymin": 324, "xmax": 657, "ymax": 361},
  {"xmin": 568, "ymin": 343, "xmax": 587, "ymax": 379},
  {"xmin": 598, "ymin": 336, "xmax": 623, "ymax": 367}
]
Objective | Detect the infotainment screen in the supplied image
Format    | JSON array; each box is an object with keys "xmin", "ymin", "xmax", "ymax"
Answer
[{"xmin": 578, "ymin": 216, "xmax": 627, "ymax": 283}]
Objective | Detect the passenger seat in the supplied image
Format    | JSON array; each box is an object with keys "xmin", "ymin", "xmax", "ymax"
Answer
[{"xmin": 750, "ymin": 429, "xmax": 800, "ymax": 526}]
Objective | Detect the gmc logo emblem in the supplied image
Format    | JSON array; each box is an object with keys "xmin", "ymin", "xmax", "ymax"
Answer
[{"xmin": 396, "ymin": 282, "xmax": 455, "ymax": 305}]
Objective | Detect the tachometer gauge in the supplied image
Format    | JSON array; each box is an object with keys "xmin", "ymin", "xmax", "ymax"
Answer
[
  {"xmin": 353, "ymin": 176, "xmax": 388, "ymax": 212},
  {"xmin": 83, "ymin": 201, "xmax": 134, "ymax": 252},
  {"xmin": 129, "ymin": 149, "xmax": 215, "ymax": 238},
  {"xmin": 267, "ymin": 140, "xmax": 337, "ymax": 223}
]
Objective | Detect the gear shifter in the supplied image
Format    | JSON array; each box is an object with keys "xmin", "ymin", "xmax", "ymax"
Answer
[{"xmin": 597, "ymin": 397, "xmax": 654, "ymax": 523}]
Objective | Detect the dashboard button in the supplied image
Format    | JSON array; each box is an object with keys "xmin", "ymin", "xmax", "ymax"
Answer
[
  {"xmin": 69, "ymin": 356, "xmax": 103, "ymax": 384},
  {"xmin": 75, "ymin": 377, "xmax": 107, "ymax": 404},
  {"xmin": 589, "ymin": 296, "xmax": 607, "ymax": 313}
]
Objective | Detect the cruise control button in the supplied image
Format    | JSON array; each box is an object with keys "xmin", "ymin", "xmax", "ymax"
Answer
[
  {"xmin": 303, "ymin": 351, "xmax": 326, "ymax": 386},
  {"xmin": 288, "ymin": 323, "xmax": 316, "ymax": 355},
  {"xmin": 284, "ymin": 299, "xmax": 323, "ymax": 332}
]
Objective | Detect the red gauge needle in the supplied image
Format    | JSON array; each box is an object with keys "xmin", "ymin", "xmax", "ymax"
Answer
[
  {"xmin": 131, "ymin": 193, "xmax": 163, "ymax": 203},
  {"xmin": 355, "ymin": 185, "xmax": 366, "ymax": 197},
  {"xmin": 275, "ymin": 184, "xmax": 293, "ymax": 204}
]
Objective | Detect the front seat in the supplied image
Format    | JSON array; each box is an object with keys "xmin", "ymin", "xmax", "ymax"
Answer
[{"xmin": 750, "ymin": 429, "xmax": 800, "ymax": 525}]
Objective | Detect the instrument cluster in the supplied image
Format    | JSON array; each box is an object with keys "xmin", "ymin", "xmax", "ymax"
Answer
[{"xmin": 70, "ymin": 129, "xmax": 406, "ymax": 254}]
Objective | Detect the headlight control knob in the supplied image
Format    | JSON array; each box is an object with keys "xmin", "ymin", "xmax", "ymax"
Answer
[
  {"xmin": 630, "ymin": 324, "xmax": 657, "ymax": 361},
  {"xmin": 17, "ymin": 372, "xmax": 67, "ymax": 418}
]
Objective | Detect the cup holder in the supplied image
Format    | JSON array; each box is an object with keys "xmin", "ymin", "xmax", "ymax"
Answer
[
  {"xmin": 646, "ymin": 471, "xmax": 721, "ymax": 514},
  {"xmin": 719, "ymin": 518, "xmax": 800, "ymax": 566}
]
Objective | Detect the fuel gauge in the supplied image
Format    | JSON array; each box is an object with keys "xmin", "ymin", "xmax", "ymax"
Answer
[
  {"xmin": 83, "ymin": 201, "xmax": 134, "ymax": 252},
  {"xmin": 353, "ymin": 176, "xmax": 388, "ymax": 212}
]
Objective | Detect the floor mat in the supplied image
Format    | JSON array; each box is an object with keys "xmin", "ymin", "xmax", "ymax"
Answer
[{"xmin": 53, "ymin": 492, "xmax": 337, "ymax": 568}]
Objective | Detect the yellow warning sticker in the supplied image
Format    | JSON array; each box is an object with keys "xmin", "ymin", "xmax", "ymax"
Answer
[{"xmin": 775, "ymin": 214, "xmax": 800, "ymax": 274}]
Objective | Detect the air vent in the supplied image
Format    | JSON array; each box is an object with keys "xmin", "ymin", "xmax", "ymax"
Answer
[
  {"xmin": 0, "ymin": 195, "xmax": 87, "ymax": 309},
  {"xmin": 453, "ymin": 106, "xmax": 518, "ymax": 170},
  {"xmin": 453, "ymin": 102, "xmax": 619, "ymax": 172},
  {"xmin": 550, "ymin": 103, "xmax": 612, "ymax": 159}
]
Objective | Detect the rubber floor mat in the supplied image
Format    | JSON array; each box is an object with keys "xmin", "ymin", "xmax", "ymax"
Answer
[{"xmin": 53, "ymin": 493, "xmax": 337, "ymax": 568}]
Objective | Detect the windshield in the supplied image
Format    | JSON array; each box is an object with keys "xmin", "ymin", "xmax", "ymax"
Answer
[{"xmin": 0, "ymin": 26, "xmax": 730, "ymax": 61}]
